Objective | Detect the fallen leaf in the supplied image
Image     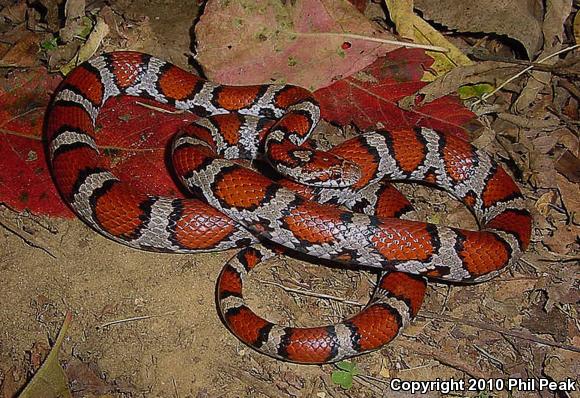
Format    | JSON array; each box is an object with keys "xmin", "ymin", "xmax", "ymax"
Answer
[
  {"xmin": 555, "ymin": 149, "xmax": 580, "ymax": 183},
  {"xmin": 521, "ymin": 303, "xmax": 568, "ymax": 342},
  {"xmin": 316, "ymin": 48, "xmax": 478, "ymax": 139},
  {"xmin": 64, "ymin": 0, "xmax": 85, "ymax": 19},
  {"xmin": 65, "ymin": 358, "xmax": 113, "ymax": 396},
  {"xmin": 457, "ymin": 83, "xmax": 494, "ymax": 100},
  {"xmin": 60, "ymin": 17, "xmax": 109, "ymax": 75},
  {"xmin": 556, "ymin": 174, "xmax": 580, "ymax": 225},
  {"xmin": 543, "ymin": 353, "xmax": 580, "ymax": 386},
  {"xmin": 0, "ymin": 67, "xmax": 68, "ymax": 216},
  {"xmin": 513, "ymin": 0, "xmax": 573, "ymax": 113},
  {"xmin": 414, "ymin": 0, "xmax": 544, "ymax": 59},
  {"xmin": 491, "ymin": 279, "xmax": 536, "ymax": 301},
  {"xmin": 384, "ymin": 0, "xmax": 473, "ymax": 81},
  {"xmin": 59, "ymin": 16, "xmax": 94, "ymax": 44},
  {"xmin": 536, "ymin": 271, "xmax": 579, "ymax": 312},
  {"xmin": 195, "ymin": 0, "xmax": 401, "ymax": 89},
  {"xmin": 0, "ymin": 1, "xmax": 27, "ymax": 24},
  {"xmin": 542, "ymin": 222, "xmax": 578, "ymax": 256},
  {"xmin": 534, "ymin": 191, "xmax": 556, "ymax": 216},
  {"xmin": 0, "ymin": 31, "xmax": 41, "ymax": 67},
  {"xmin": 28, "ymin": 342, "xmax": 51, "ymax": 372},
  {"xmin": 18, "ymin": 313, "xmax": 73, "ymax": 398},
  {"xmin": 348, "ymin": 0, "xmax": 368, "ymax": 13},
  {"xmin": 542, "ymin": 0, "xmax": 572, "ymax": 49},
  {"xmin": 0, "ymin": 366, "xmax": 25, "ymax": 398}
]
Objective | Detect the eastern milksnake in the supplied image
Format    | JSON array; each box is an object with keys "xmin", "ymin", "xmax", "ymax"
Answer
[{"xmin": 46, "ymin": 52, "xmax": 531, "ymax": 364}]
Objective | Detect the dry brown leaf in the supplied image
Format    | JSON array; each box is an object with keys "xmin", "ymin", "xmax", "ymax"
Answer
[
  {"xmin": 195, "ymin": 0, "xmax": 400, "ymax": 89},
  {"xmin": 556, "ymin": 174, "xmax": 580, "ymax": 224},
  {"xmin": 543, "ymin": 352, "xmax": 580, "ymax": 384},
  {"xmin": 490, "ymin": 279, "xmax": 536, "ymax": 302},
  {"xmin": 542, "ymin": 0, "xmax": 572, "ymax": 47},
  {"xmin": 414, "ymin": 0, "xmax": 543, "ymax": 58},
  {"xmin": 0, "ymin": 31, "xmax": 41, "ymax": 67},
  {"xmin": 64, "ymin": 0, "xmax": 85, "ymax": 19},
  {"xmin": 535, "ymin": 191, "xmax": 556, "ymax": 216},
  {"xmin": 36, "ymin": 0, "xmax": 63, "ymax": 32},
  {"xmin": 0, "ymin": 1, "xmax": 27, "ymax": 23},
  {"xmin": 535, "ymin": 270, "xmax": 579, "ymax": 312},
  {"xmin": 555, "ymin": 150, "xmax": 580, "ymax": 183},
  {"xmin": 542, "ymin": 223, "xmax": 578, "ymax": 255},
  {"xmin": 59, "ymin": 0, "xmax": 89, "ymax": 43},
  {"xmin": 513, "ymin": 0, "xmax": 573, "ymax": 112}
]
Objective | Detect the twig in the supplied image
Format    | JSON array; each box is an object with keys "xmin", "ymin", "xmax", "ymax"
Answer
[
  {"xmin": 226, "ymin": 365, "xmax": 287, "ymax": 398},
  {"xmin": 257, "ymin": 279, "xmax": 365, "ymax": 307},
  {"xmin": 471, "ymin": 52, "xmax": 580, "ymax": 78},
  {"xmin": 0, "ymin": 205, "xmax": 57, "ymax": 259},
  {"xmin": 397, "ymin": 340, "xmax": 489, "ymax": 379},
  {"xmin": 473, "ymin": 344, "xmax": 505, "ymax": 371},
  {"xmin": 97, "ymin": 311, "xmax": 177, "ymax": 329},
  {"xmin": 418, "ymin": 311, "xmax": 580, "ymax": 353},
  {"xmin": 476, "ymin": 44, "xmax": 580, "ymax": 104},
  {"xmin": 497, "ymin": 112, "xmax": 560, "ymax": 129},
  {"xmin": 172, "ymin": 378, "xmax": 179, "ymax": 398},
  {"xmin": 294, "ymin": 32, "xmax": 449, "ymax": 52},
  {"xmin": 353, "ymin": 374, "xmax": 387, "ymax": 395}
]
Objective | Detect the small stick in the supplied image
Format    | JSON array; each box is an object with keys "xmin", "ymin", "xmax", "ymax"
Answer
[
  {"xmin": 476, "ymin": 44, "xmax": 580, "ymax": 104},
  {"xmin": 471, "ymin": 52, "xmax": 580, "ymax": 77},
  {"xmin": 295, "ymin": 32, "xmax": 449, "ymax": 52},
  {"xmin": 257, "ymin": 279, "xmax": 365, "ymax": 307},
  {"xmin": 397, "ymin": 340, "xmax": 489, "ymax": 379},
  {"xmin": 0, "ymin": 207, "xmax": 57, "ymax": 259},
  {"xmin": 418, "ymin": 311, "xmax": 580, "ymax": 353},
  {"xmin": 97, "ymin": 311, "xmax": 177, "ymax": 329}
]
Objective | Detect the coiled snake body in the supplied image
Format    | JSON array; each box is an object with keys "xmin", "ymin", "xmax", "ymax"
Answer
[{"xmin": 46, "ymin": 52, "xmax": 531, "ymax": 364}]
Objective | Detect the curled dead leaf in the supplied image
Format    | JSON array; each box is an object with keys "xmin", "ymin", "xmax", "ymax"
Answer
[{"xmin": 535, "ymin": 191, "xmax": 556, "ymax": 216}]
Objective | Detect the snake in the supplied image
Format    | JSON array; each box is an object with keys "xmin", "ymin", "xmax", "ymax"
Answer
[{"xmin": 45, "ymin": 51, "xmax": 532, "ymax": 364}]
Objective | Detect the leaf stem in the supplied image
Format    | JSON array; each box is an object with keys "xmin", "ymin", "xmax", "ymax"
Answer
[
  {"xmin": 476, "ymin": 44, "xmax": 580, "ymax": 104},
  {"xmin": 294, "ymin": 32, "xmax": 449, "ymax": 53}
]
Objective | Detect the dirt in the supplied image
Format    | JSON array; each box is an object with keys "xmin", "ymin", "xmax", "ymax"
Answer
[{"xmin": 0, "ymin": 1, "xmax": 578, "ymax": 397}]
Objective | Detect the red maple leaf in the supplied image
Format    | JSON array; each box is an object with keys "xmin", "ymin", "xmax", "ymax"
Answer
[
  {"xmin": 0, "ymin": 68, "xmax": 66, "ymax": 216},
  {"xmin": 316, "ymin": 48, "xmax": 478, "ymax": 139}
]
